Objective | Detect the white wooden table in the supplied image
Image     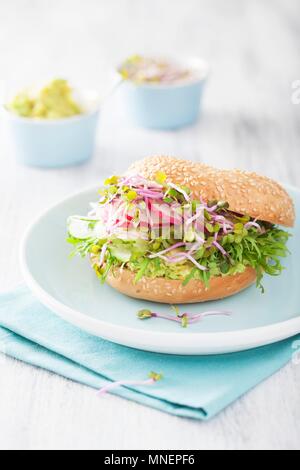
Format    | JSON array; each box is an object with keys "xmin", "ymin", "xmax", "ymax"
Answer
[{"xmin": 0, "ymin": 0, "xmax": 299, "ymax": 450}]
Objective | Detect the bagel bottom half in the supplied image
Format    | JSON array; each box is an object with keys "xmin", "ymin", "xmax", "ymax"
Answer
[{"xmin": 105, "ymin": 266, "xmax": 257, "ymax": 304}]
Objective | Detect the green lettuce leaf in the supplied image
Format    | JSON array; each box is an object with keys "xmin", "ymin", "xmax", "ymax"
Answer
[{"xmin": 67, "ymin": 217, "xmax": 291, "ymax": 292}]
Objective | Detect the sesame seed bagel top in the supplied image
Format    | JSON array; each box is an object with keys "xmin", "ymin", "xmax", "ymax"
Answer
[{"xmin": 127, "ymin": 156, "xmax": 295, "ymax": 227}]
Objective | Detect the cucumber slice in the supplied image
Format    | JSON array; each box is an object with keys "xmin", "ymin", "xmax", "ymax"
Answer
[
  {"xmin": 110, "ymin": 245, "xmax": 132, "ymax": 263},
  {"xmin": 68, "ymin": 216, "xmax": 107, "ymax": 240}
]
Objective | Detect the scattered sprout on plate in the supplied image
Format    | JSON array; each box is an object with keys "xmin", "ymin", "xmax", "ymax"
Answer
[{"xmin": 137, "ymin": 306, "xmax": 232, "ymax": 328}]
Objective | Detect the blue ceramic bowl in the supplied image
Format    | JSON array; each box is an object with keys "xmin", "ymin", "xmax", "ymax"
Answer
[
  {"xmin": 2, "ymin": 90, "xmax": 100, "ymax": 169},
  {"xmin": 118, "ymin": 57, "xmax": 209, "ymax": 130}
]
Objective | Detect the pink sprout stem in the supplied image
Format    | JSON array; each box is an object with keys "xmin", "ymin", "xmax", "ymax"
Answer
[
  {"xmin": 168, "ymin": 182, "xmax": 190, "ymax": 202},
  {"xmin": 137, "ymin": 189, "xmax": 165, "ymax": 199},
  {"xmin": 186, "ymin": 310, "xmax": 232, "ymax": 323},
  {"xmin": 98, "ymin": 377, "xmax": 156, "ymax": 396},
  {"xmin": 99, "ymin": 243, "xmax": 108, "ymax": 266},
  {"xmin": 149, "ymin": 242, "xmax": 187, "ymax": 259},
  {"xmin": 213, "ymin": 240, "xmax": 228, "ymax": 257},
  {"xmin": 245, "ymin": 220, "xmax": 263, "ymax": 232},
  {"xmin": 186, "ymin": 207, "xmax": 204, "ymax": 226},
  {"xmin": 186, "ymin": 254, "xmax": 207, "ymax": 271},
  {"xmin": 151, "ymin": 312, "xmax": 183, "ymax": 323}
]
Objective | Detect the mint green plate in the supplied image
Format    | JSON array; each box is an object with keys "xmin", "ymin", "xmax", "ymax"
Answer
[{"xmin": 20, "ymin": 185, "xmax": 300, "ymax": 355}]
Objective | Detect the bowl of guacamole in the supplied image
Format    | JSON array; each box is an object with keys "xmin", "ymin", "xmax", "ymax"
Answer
[
  {"xmin": 3, "ymin": 79, "xmax": 100, "ymax": 168},
  {"xmin": 8, "ymin": 79, "xmax": 83, "ymax": 120}
]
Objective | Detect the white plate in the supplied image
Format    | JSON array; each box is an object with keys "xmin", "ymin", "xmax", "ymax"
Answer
[{"xmin": 20, "ymin": 186, "xmax": 300, "ymax": 355}]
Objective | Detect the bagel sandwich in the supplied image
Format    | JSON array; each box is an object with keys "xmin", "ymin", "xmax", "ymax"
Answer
[{"xmin": 67, "ymin": 156, "xmax": 294, "ymax": 304}]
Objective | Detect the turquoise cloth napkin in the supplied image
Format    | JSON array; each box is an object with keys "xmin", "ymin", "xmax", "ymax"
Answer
[{"xmin": 0, "ymin": 286, "xmax": 298, "ymax": 420}]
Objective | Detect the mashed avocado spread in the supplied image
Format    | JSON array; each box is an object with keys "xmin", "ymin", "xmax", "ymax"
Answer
[{"xmin": 8, "ymin": 79, "xmax": 83, "ymax": 119}]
